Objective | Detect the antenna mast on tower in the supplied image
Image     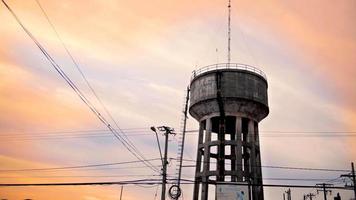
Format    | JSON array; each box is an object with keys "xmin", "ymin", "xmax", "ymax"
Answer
[{"xmin": 227, "ymin": 0, "xmax": 231, "ymax": 63}]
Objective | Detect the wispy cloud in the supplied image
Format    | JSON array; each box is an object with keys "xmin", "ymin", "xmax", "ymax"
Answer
[{"xmin": 0, "ymin": 0, "xmax": 355, "ymax": 199}]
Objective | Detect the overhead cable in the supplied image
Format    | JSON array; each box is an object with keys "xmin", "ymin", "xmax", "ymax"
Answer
[
  {"xmin": 0, "ymin": 179, "xmax": 353, "ymax": 190},
  {"xmin": 0, "ymin": 158, "xmax": 161, "ymax": 172},
  {"xmin": 1, "ymin": 0, "xmax": 158, "ymax": 173},
  {"xmin": 33, "ymin": 0, "xmax": 156, "ymax": 173},
  {"xmin": 179, "ymin": 159, "xmax": 350, "ymax": 172}
]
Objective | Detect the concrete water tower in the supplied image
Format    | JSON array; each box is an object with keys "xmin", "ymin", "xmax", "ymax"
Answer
[{"xmin": 189, "ymin": 63, "xmax": 269, "ymax": 200}]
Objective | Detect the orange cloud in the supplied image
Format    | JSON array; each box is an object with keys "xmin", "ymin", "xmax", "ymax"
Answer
[
  {"xmin": 267, "ymin": 2, "xmax": 356, "ymax": 151},
  {"xmin": 0, "ymin": 60, "xmax": 94, "ymax": 131},
  {"xmin": 236, "ymin": 0, "xmax": 355, "ymax": 94},
  {"xmin": 233, "ymin": 0, "xmax": 356, "ymax": 141},
  {"xmin": 0, "ymin": 48, "xmax": 98, "ymax": 162}
]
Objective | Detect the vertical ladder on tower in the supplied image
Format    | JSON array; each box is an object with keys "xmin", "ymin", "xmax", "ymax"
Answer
[{"xmin": 174, "ymin": 86, "xmax": 190, "ymax": 188}]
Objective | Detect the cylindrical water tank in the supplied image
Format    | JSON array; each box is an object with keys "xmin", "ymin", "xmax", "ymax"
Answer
[{"xmin": 189, "ymin": 63, "xmax": 269, "ymax": 200}]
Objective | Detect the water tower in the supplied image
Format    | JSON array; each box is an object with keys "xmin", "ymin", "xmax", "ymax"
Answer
[{"xmin": 189, "ymin": 63, "xmax": 269, "ymax": 200}]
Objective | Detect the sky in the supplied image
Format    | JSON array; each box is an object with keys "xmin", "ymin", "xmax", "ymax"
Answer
[{"xmin": 0, "ymin": 0, "xmax": 355, "ymax": 199}]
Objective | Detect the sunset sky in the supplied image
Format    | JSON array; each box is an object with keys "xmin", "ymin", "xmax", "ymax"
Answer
[{"xmin": 0, "ymin": 0, "xmax": 355, "ymax": 199}]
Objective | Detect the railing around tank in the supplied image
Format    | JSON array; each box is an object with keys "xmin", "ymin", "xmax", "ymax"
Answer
[{"xmin": 191, "ymin": 63, "xmax": 267, "ymax": 81}]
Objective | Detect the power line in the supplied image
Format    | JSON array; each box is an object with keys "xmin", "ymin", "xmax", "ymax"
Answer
[
  {"xmin": 0, "ymin": 134, "xmax": 354, "ymax": 143},
  {"xmin": 0, "ymin": 134, "xmax": 155, "ymax": 142},
  {"xmin": 0, "ymin": 133, "xmax": 354, "ymax": 143},
  {"xmin": 0, "ymin": 135, "xmax": 116, "ymax": 142},
  {"xmin": 0, "ymin": 157, "xmax": 348, "ymax": 174},
  {"xmin": 1, "ymin": 129, "xmax": 355, "ymax": 137},
  {"xmin": 0, "ymin": 128, "xmax": 150, "ymax": 136},
  {"xmin": 0, "ymin": 175, "xmax": 344, "ymax": 184},
  {"xmin": 1, "ymin": 0, "xmax": 158, "ymax": 173},
  {"xmin": 177, "ymin": 174, "xmax": 343, "ymax": 183},
  {"xmin": 0, "ymin": 132, "xmax": 114, "ymax": 139},
  {"xmin": 185, "ymin": 129, "xmax": 356, "ymax": 134},
  {"xmin": 179, "ymin": 159, "xmax": 350, "ymax": 172},
  {"xmin": 242, "ymin": 178, "xmax": 341, "ymax": 182},
  {"xmin": 260, "ymin": 131, "xmax": 356, "ymax": 133},
  {"xmin": 260, "ymin": 165, "xmax": 349, "ymax": 172},
  {"xmin": 0, "ymin": 174, "xmax": 160, "ymax": 178},
  {"xmin": 33, "ymin": 0, "xmax": 157, "ymax": 173},
  {"xmin": 0, "ymin": 131, "xmax": 155, "ymax": 142},
  {"xmin": 1, "ymin": 165, "xmax": 163, "ymax": 173},
  {"xmin": 0, "ymin": 158, "xmax": 161, "ymax": 172},
  {"xmin": 1, "ymin": 130, "xmax": 355, "ymax": 142},
  {"xmin": 0, "ymin": 179, "xmax": 164, "ymax": 187},
  {"xmin": 2, "ymin": 128, "xmax": 356, "ymax": 135},
  {"xmin": 0, "ymin": 179, "xmax": 352, "ymax": 190}
]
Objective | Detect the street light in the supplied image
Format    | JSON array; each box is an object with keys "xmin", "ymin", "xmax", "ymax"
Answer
[
  {"xmin": 151, "ymin": 126, "xmax": 163, "ymax": 166},
  {"xmin": 150, "ymin": 126, "xmax": 175, "ymax": 200}
]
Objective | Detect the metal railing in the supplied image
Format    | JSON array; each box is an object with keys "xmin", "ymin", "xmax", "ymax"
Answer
[{"xmin": 191, "ymin": 63, "xmax": 267, "ymax": 81}]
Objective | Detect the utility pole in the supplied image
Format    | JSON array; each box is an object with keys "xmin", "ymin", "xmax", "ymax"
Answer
[
  {"xmin": 316, "ymin": 183, "xmax": 333, "ymax": 200},
  {"xmin": 306, "ymin": 193, "xmax": 316, "ymax": 200},
  {"xmin": 341, "ymin": 162, "xmax": 356, "ymax": 200},
  {"xmin": 153, "ymin": 126, "xmax": 175, "ymax": 200},
  {"xmin": 353, "ymin": 162, "xmax": 356, "ymax": 200},
  {"xmin": 120, "ymin": 185, "xmax": 123, "ymax": 200},
  {"xmin": 334, "ymin": 193, "xmax": 341, "ymax": 200},
  {"xmin": 284, "ymin": 188, "xmax": 291, "ymax": 200}
]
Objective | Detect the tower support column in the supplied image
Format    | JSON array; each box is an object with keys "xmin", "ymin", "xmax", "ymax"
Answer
[
  {"xmin": 193, "ymin": 121, "xmax": 205, "ymax": 200},
  {"xmin": 235, "ymin": 116, "xmax": 243, "ymax": 181},
  {"xmin": 201, "ymin": 118, "xmax": 212, "ymax": 200}
]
